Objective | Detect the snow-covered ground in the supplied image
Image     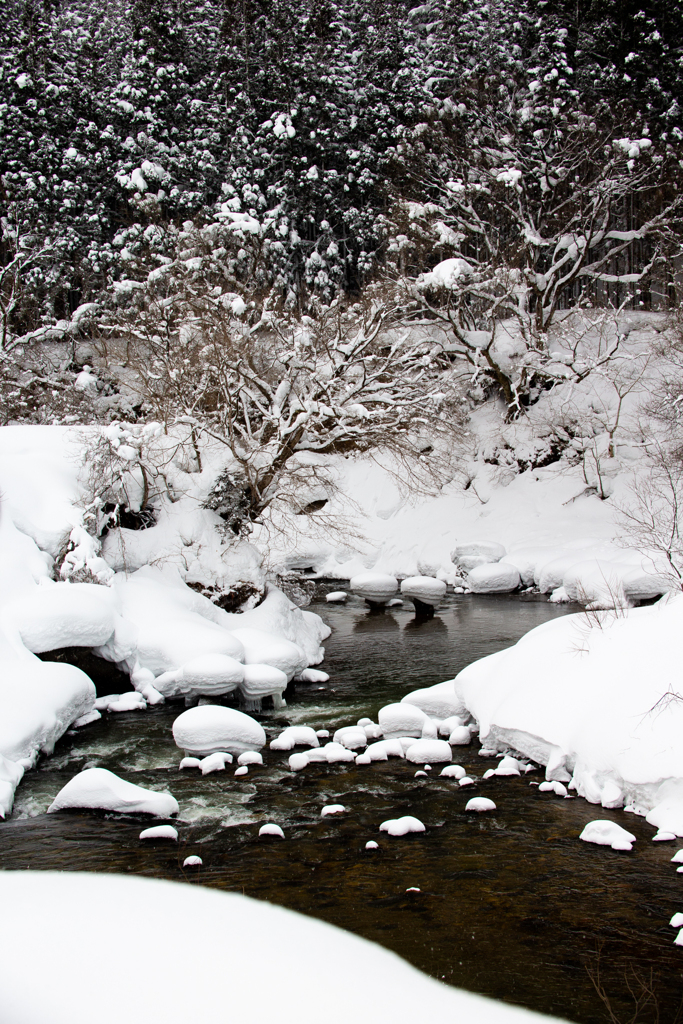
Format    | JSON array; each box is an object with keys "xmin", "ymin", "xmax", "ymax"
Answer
[
  {"xmin": 0, "ymin": 871, "xmax": 562, "ymax": 1023},
  {"xmin": 0, "ymin": 425, "xmax": 329, "ymax": 814}
]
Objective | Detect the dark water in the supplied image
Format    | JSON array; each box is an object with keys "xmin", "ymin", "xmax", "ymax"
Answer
[{"xmin": 2, "ymin": 590, "xmax": 683, "ymax": 1023}]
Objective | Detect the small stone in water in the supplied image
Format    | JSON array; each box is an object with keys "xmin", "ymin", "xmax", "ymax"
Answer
[
  {"xmin": 406, "ymin": 887, "xmax": 421, "ymax": 892},
  {"xmin": 321, "ymin": 804, "xmax": 346, "ymax": 816},
  {"xmin": 465, "ymin": 797, "xmax": 496, "ymax": 813},
  {"xmin": 234, "ymin": 765, "xmax": 248, "ymax": 776},
  {"xmin": 670, "ymin": 913, "xmax": 683, "ymax": 927},
  {"xmin": 140, "ymin": 825, "xmax": 178, "ymax": 841},
  {"xmin": 365, "ymin": 840, "xmax": 379, "ymax": 850},
  {"xmin": 259, "ymin": 823, "xmax": 285, "ymax": 839},
  {"xmin": 415, "ymin": 770, "xmax": 428, "ymax": 777},
  {"xmin": 183, "ymin": 855, "xmax": 202, "ymax": 867},
  {"xmin": 316, "ymin": 729, "xmax": 330, "ymax": 738},
  {"xmin": 179, "ymin": 757, "xmax": 201, "ymax": 770},
  {"xmin": 653, "ymin": 831, "xmax": 677, "ymax": 841},
  {"xmin": 238, "ymin": 751, "xmax": 263, "ymax": 766},
  {"xmin": 459, "ymin": 776, "xmax": 475, "ymax": 787},
  {"xmin": 671, "ymin": 849, "xmax": 683, "ymax": 863}
]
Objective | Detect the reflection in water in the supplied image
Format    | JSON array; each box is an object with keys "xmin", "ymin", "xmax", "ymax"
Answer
[{"xmin": 1, "ymin": 588, "xmax": 682, "ymax": 1024}]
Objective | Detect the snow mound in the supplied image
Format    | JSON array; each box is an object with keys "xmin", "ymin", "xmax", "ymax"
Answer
[
  {"xmin": 140, "ymin": 825, "xmax": 178, "ymax": 841},
  {"xmin": 288, "ymin": 752, "xmax": 310, "ymax": 771},
  {"xmin": 298, "ymin": 668, "xmax": 329, "ymax": 683},
  {"xmin": 580, "ymin": 820, "xmax": 636, "ymax": 851},
  {"xmin": 229, "ymin": 626, "xmax": 304, "ymax": 680},
  {"xmin": 467, "ymin": 563, "xmax": 520, "ymax": 594},
  {"xmin": 199, "ymin": 751, "xmax": 233, "ymax": 775},
  {"xmin": 405, "ymin": 739, "xmax": 453, "ymax": 763},
  {"xmin": 455, "ymin": 595, "xmax": 683, "ymax": 829},
  {"xmin": 539, "ymin": 781, "xmax": 568, "ymax": 797},
  {"xmin": 483, "ymin": 756, "xmax": 522, "ymax": 778},
  {"xmin": 259, "ymin": 823, "xmax": 285, "ymax": 838},
  {"xmin": 449, "ymin": 726, "xmax": 472, "ymax": 745},
  {"xmin": 401, "ymin": 680, "xmax": 467, "ymax": 720},
  {"xmin": 466, "ymin": 797, "xmax": 496, "ymax": 813},
  {"xmin": 154, "ymin": 654, "xmax": 244, "ymax": 699},
  {"xmin": 271, "ymin": 726, "xmax": 319, "ymax": 751},
  {"xmin": 400, "ymin": 577, "xmax": 447, "ymax": 605},
  {"xmin": 453, "ymin": 541, "xmax": 506, "ymax": 572},
  {"xmin": 7, "ymin": 582, "xmax": 116, "ymax": 653},
  {"xmin": 321, "ymin": 804, "xmax": 346, "ymax": 816},
  {"xmin": 183, "ymin": 855, "xmax": 202, "ymax": 866},
  {"xmin": 238, "ymin": 751, "xmax": 263, "ymax": 766},
  {"xmin": 240, "ymin": 663, "xmax": 288, "ymax": 699},
  {"xmin": 378, "ymin": 702, "xmax": 427, "ymax": 739},
  {"xmin": 172, "ymin": 705, "xmax": 265, "ymax": 756},
  {"xmin": 349, "ymin": 572, "xmax": 398, "ymax": 603},
  {"xmin": 106, "ymin": 691, "xmax": 147, "ymax": 713},
  {"xmin": 379, "ymin": 815, "xmax": 426, "ymax": 836},
  {"xmin": 234, "ymin": 765, "xmax": 248, "ymax": 776},
  {"xmin": 440, "ymin": 764, "xmax": 466, "ymax": 779},
  {"xmin": 333, "ymin": 726, "xmax": 368, "ymax": 750},
  {"xmin": 0, "ymin": 871, "xmax": 566, "ymax": 1023},
  {"xmin": 365, "ymin": 739, "xmax": 406, "ymax": 761},
  {"xmin": 365, "ymin": 840, "xmax": 379, "ymax": 850},
  {"xmin": 326, "ymin": 591, "xmax": 347, "ymax": 603},
  {"xmin": 324, "ymin": 741, "xmax": 357, "ymax": 763},
  {"xmin": 48, "ymin": 768, "xmax": 178, "ymax": 817}
]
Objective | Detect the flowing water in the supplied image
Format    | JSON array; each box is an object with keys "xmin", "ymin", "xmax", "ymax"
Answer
[{"xmin": 2, "ymin": 589, "xmax": 682, "ymax": 1023}]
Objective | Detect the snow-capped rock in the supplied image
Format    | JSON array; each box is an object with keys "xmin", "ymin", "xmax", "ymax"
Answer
[
  {"xmin": 172, "ymin": 705, "xmax": 265, "ymax": 756},
  {"xmin": 48, "ymin": 768, "xmax": 178, "ymax": 817}
]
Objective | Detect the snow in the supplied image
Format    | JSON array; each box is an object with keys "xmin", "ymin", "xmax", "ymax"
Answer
[
  {"xmin": 349, "ymin": 572, "xmax": 398, "ymax": 603},
  {"xmin": 449, "ymin": 726, "xmax": 472, "ymax": 745},
  {"xmin": 106, "ymin": 691, "xmax": 147, "ymax": 713},
  {"xmin": 539, "ymin": 781, "xmax": 568, "ymax": 797},
  {"xmin": 240, "ymin": 663, "xmax": 288, "ymax": 700},
  {"xmin": 7, "ymin": 582, "xmax": 117, "ymax": 653},
  {"xmin": 653, "ymin": 831, "xmax": 676, "ymax": 841},
  {"xmin": 234, "ymin": 765, "xmax": 249, "ymax": 776},
  {"xmin": 140, "ymin": 825, "xmax": 178, "ymax": 840},
  {"xmin": 379, "ymin": 815, "xmax": 426, "ymax": 836},
  {"xmin": 323, "ymin": 741, "xmax": 357, "ymax": 763},
  {"xmin": 459, "ymin": 776, "xmax": 475, "ymax": 786},
  {"xmin": 321, "ymin": 804, "xmax": 346, "ymax": 816},
  {"xmin": 326, "ymin": 591, "xmax": 347, "ymax": 603},
  {"xmin": 670, "ymin": 849, "xmax": 683, "ymax": 863},
  {"xmin": 401, "ymin": 680, "xmax": 467, "ymax": 720},
  {"xmin": 271, "ymin": 726, "xmax": 319, "ymax": 750},
  {"xmin": 333, "ymin": 726, "xmax": 368, "ymax": 749},
  {"xmin": 172, "ymin": 706, "xmax": 266, "ymax": 756},
  {"xmin": 580, "ymin": 820, "xmax": 636, "ymax": 851},
  {"xmin": 183, "ymin": 855, "xmax": 203, "ymax": 866},
  {"xmin": 671, "ymin": 913, "xmax": 683, "ymax": 928},
  {"xmin": 455, "ymin": 596, "xmax": 683, "ymax": 831},
  {"xmin": 289, "ymin": 752, "xmax": 310, "ymax": 771},
  {"xmin": 0, "ymin": 871, "xmax": 567, "ymax": 1023},
  {"xmin": 259, "ymin": 823, "xmax": 285, "ymax": 838},
  {"xmin": 48, "ymin": 768, "xmax": 178, "ymax": 817},
  {"xmin": 466, "ymin": 798, "xmax": 497, "ymax": 813},
  {"xmin": 199, "ymin": 751, "xmax": 233, "ymax": 774},
  {"xmin": 440, "ymin": 764, "xmax": 466, "ymax": 779},
  {"xmin": 179, "ymin": 757, "xmax": 201, "ymax": 769},
  {"xmin": 468, "ymin": 563, "xmax": 521, "ymax": 593},
  {"xmin": 400, "ymin": 576, "xmax": 447, "ymax": 605},
  {"xmin": 405, "ymin": 739, "xmax": 453, "ymax": 763},
  {"xmin": 238, "ymin": 751, "xmax": 263, "ymax": 765},
  {"xmin": 365, "ymin": 840, "xmax": 379, "ymax": 850},
  {"xmin": 418, "ymin": 257, "xmax": 473, "ymax": 289},
  {"xmin": 298, "ymin": 667, "xmax": 330, "ymax": 682},
  {"xmin": 365, "ymin": 739, "xmax": 406, "ymax": 761},
  {"xmin": 378, "ymin": 702, "xmax": 428, "ymax": 739}
]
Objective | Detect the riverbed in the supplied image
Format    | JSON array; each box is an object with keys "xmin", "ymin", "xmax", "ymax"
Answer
[{"xmin": 2, "ymin": 590, "xmax": 682, "ymax": 1023}]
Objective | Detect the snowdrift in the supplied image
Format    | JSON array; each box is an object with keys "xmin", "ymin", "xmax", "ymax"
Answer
[
  {"xmin": 0, "ymin": 872, "xmax": 563, "ymax": 1024},
  {"xmin": 454, "ymin": 594, "xmax": 683, "ymax": 833}
]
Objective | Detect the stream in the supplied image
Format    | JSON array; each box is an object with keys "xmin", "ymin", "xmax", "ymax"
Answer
[{"xmin": 1, "ymin": 588, "xmax": 682, "ymax": 1023}]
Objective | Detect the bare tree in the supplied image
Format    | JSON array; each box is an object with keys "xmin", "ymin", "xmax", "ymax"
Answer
[
  {"xmin": 391, "ymin": 119, "xmax": 680, "ymax": 417},
  {"xmin": 99, "ymin": 274, "xmax": 467, "ymax": 527}
]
